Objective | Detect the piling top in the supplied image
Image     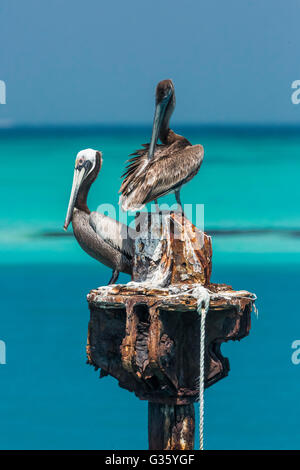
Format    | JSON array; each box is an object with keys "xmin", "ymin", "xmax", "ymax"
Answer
[
  {"xmin": 87, "ymin": 281, "xmax": 256, "ymax": 404},
  {"xmin": 87, "ymin": 282, "xmax": 256, "ymax": 312}
]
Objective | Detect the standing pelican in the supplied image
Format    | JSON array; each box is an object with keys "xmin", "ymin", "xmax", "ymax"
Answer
[
  {"xmin": 119, "ymin": 79, "xmax": 204, "ymax": 212},
  {"xmin": 64, "ymin": 149, "xmax": 136, "ymax": 284}
]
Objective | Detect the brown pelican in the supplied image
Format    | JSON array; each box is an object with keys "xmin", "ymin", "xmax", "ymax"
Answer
[
  {"xmin": 119, "ymin": 79, "xmax": 204, "ymax": 212},
  {"xmin": 64, "ymin": 149, "xmax": 136, "ymax": 284}
]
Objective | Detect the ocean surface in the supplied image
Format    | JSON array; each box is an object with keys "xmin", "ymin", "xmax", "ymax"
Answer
[{"xmin": 0, "ymin": 126, "xmax": 300, "ymax": 450}]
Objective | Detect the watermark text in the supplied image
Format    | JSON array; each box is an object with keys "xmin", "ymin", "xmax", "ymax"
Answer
[
  {"xmin": 0, "ymin": 340, "xmax": 6, "ymax": 365},
  {"xmin": 291, "ymin": 340, "xmax": 300, "ymax": 365},
  {"xmin": 291, "ymin": 80, "xmax": 300, "ymax": 104},
  {"xmin": 0, "ymin": 80, "xmax": 6, "ymax": 104}
]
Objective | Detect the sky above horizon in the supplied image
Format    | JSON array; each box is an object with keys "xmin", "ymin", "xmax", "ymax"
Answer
[{"xmin": 1, "ymin": 0, "xmax": 300, "ymax": 126}]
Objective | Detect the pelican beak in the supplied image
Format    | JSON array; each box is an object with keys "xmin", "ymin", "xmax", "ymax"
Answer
[
  {"xmin": 63, "ymin": 167, "xmax": 85, "ymax": 230},
  {"xmin": 148, "ymin": 94, "xmax": 171, "ymax": 160}
]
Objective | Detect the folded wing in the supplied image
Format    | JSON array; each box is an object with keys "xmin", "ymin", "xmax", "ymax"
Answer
[
  {"xmin": 119, "ymin": 143, "xmax": 204, "ymax": 211},
  {"xmin": 89, "ymin": 211, "xmax": 136, "ymax": 259}
]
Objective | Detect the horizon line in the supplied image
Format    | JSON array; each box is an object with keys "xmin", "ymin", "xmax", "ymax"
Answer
[{"xmin": 0, "ymin": 122, "xmax": 300, "ymax": 132}]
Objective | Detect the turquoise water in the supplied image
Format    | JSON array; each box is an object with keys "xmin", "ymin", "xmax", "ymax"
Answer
[{"xmin": 0, "ymin": 127, "xmax": 300, "ymax": 449}]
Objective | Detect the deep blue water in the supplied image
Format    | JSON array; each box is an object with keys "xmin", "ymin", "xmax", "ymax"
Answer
[{"xmin": 0, "ymin": 127, "xmax": 300, "ymax": 449}]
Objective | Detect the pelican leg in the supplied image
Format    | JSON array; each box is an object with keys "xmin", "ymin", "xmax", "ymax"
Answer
[
  {"xmin": 108, "ymin": 269, "xmax": 119, "ymax": 285},
  {"xmin": 175, "ymin": 190, "xmax": 184, "ymax": 214},
  {"xmin": 154, "ymin": 199, "xmax": 160, "ymax": 212}
]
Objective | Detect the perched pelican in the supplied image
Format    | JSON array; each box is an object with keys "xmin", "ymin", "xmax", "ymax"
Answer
[
  {"xmin": 119, "ymin": 79, "xmax": 204, "ymax": 212},
  {"xmin": 64, "ymin": 149, "xmax": 136, "ymax": 284}
]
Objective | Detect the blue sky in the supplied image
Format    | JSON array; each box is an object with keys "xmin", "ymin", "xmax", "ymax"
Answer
[{"xmin": 1, "ymin": 0, "xmax": 299, "ymax": 126}]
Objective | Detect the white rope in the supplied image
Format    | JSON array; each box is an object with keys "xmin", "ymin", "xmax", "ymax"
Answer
[
  {"xmin": 192, "ymin": 286, "xmax": 210, "ymax": 451},
  {"xmin": 197, "ymin": 304, "xmax": 205, "ymax": 450}
]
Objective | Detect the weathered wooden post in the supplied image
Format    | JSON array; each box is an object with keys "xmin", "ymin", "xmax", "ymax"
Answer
[{"xmin": 86, "ymin": 212, "xmax": 256, "ymax": 450}]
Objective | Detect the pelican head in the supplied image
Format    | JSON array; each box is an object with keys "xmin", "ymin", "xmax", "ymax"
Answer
[
  {"xmin": 148, "ymin": 79, "xmax": 175, "ymax": 160},
  {"xmin": 64, "ymin": 149, "xmax": 102, "ymax": 230}
]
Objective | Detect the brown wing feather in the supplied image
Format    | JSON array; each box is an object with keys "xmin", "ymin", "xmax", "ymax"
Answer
[
  {"xmin": 119, "ymin": 142, "xmax": 204, "ymax": 211},
  {"xmin": 119, "ymin": 143, "xmax": 168, "ymax": 195}
]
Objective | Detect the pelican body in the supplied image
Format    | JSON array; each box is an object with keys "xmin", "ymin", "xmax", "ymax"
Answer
[
  {"xmin": 119, "ymin": 79, "xmax": 204, "ymax": 212},
  {"xmin": 64, "ymin": 149, "xmax": 135, "ymax": 284}
]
